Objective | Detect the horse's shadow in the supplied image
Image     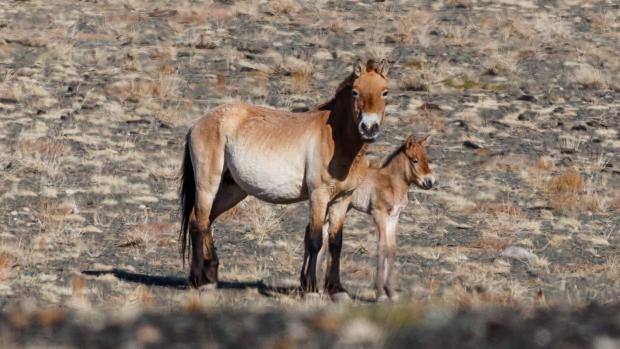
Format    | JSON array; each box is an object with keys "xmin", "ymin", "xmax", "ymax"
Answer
[
  {"xmin": 81, "ymin": 269, "xmax": 300, "ymax": 298},
  {"xmin": 81, "ymin": 269, "xmax": 373, "ymax": 302}
]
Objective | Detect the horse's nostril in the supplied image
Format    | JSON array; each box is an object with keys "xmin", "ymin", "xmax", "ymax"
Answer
[
  {"xmin": 423, "ymin": 179, "xmax": 433, "ymax": 189},
  {"xmin": 361, "ymin": 123, "xmax": 369, "ymax": 132},
  {"xmin": 370, "ymin": 124, "xmax": 379, "ymax": 134}
]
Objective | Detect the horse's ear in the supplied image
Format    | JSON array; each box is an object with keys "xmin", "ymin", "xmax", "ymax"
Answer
[
  {"xmin": 377, "ymin": 58, "xmax": 389, "ymax": 77},
  {"xmin": 406, "ymin": 135, "xmax": 416, "ymax": 148},
  {"xmin": 353, "ymin": 60, "xmax": 364, "ymax": 77},
  {"xmin": 420, "ymin": 134, "xmax": 431, "ymax": 145}
]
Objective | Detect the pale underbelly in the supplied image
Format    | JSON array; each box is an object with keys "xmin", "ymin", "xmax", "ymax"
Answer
[{"xmin": 225, "ymin": 147, "xmax": 308, "ymax": 204}]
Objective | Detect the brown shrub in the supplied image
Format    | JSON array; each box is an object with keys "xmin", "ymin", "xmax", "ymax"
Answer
[
  {"xmin": 472, "ymin": 201, "xmax": 524, "ymax": 219},
  {"xmin": 548, "ymin": 168, "xmax": 583, "ymax": 194},
  {"xmin": 0, "ymin": 252, "xmax": 17, "ymax": 281}
]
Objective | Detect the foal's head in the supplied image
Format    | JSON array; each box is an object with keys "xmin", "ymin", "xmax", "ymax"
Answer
[
  {"xmin": 404, "ymin": 135, "xmax": 434, "ymax": 190},
  {"xmin": 351, "ymin": 59, "xmax": 389, "ymax": 142}
]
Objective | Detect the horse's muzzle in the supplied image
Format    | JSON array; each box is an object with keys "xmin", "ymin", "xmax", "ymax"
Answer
[{"xmin": 359, "ymin": 123, "xmax": 380, "ymax": 142}]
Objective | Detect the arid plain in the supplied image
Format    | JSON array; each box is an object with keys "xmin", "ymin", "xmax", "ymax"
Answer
[{"xmin": 0, "ymin": 0, "xmax": 619, "ymax": 347}]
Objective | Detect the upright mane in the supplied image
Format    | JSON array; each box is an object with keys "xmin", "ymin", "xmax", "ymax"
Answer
[
  {"xmin": 377, "ymin": 144, "xmax": 405, "ymax": 168},
  {"xmin": 315, "ymin": 73, "xmax": 355, "ymax": 111},
  {"xmin": 315, "ymin": 59, "xmax": 380, "ymax": 111}
]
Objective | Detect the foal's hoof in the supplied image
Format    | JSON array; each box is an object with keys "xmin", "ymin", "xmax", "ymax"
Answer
[
  {"xmin": 389, "ymin": 293, "xmax": 400, "ymax": 302},
  {"xmin": 304, "ymin": 292, "xmax": 322, "ymax": 302},
  {"xmin": 376, "ymin": 295, "xmax": 389, "ymax": 303},
  {"xmin": 331, "ymin": 292, "xmax": 351, "ymax": 303}
]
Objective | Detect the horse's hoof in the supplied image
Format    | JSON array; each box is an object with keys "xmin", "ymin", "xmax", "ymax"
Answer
[
  {"xmin": 304, "ymin": 292, "xmax": 322, "ymax": 302},
  {"xmin": 188, "ymin": 276, "xmax": 207, "ymax": 288},
  {"xmin": 331, "ymin": 292, "xmax": 351, "ymax": 303},
  {"xmin": 198, "ymin": 283, "xmax": 218, "ymax": 291},
  {"xmin": 389, "ymin": 293, "xmax": 400, "ymax": 302},
  {"xmin": 376, "ymin": 295, "xmax": 389, "ymax": 303}
]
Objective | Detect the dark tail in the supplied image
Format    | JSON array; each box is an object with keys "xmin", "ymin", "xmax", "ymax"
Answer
[{"xmin": 179, "ymin": 132, "xmax": 195, "ymax": 266}]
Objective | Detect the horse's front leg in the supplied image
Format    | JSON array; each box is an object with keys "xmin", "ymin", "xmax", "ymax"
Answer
[
  {"xmin": 324, "ymin": 197, "xmax": 351, "ymax": 299},
  {"xmin": 300, "ymin": 190, "xmax": 329, "ymax": 295}
]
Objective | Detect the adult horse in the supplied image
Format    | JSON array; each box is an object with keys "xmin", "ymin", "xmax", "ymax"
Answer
[{"xmin": 179, "ymin": 59, "xmax": 390, "ymax": 294}]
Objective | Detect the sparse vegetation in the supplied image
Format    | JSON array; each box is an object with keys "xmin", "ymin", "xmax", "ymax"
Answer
[{"xmin": 0, "ymin": 0, "xmax": 619, "ymax": 347}]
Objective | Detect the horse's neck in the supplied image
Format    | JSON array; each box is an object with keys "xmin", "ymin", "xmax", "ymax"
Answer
[
  {"xmin": 383, "ymin": 152, "xmax": 412, "ymax": 186},
  {"xmin": 329, "ymin": 89, "xmax": 365, "ymax": 159}
]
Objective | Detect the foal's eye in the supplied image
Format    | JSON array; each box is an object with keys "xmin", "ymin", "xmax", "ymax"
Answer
[
  {"xmin": 382, "ymin": 90, "xmax": 389, "ymax": 97},
  {"xmin": 352, "ymin": 90, "xmax": 359, "ymax": 98},
  {"xmin": 412, "ymin": 159, "xmax": 418, "ymax": 164}
]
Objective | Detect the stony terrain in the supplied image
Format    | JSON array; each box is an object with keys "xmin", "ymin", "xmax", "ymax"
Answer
[{"xmin": 0, "ymin": 0, "xmax": 619, "ymax": 347}]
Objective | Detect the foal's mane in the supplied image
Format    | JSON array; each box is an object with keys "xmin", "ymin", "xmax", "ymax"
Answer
[{"xmin": 376, "ymin": 144, "xmax": 405, "ymax": 169}]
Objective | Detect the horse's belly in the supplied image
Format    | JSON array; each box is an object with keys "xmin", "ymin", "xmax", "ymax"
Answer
[{"xmin": 226, "ymin": 149, "xmax": 307, "ymax": 203}]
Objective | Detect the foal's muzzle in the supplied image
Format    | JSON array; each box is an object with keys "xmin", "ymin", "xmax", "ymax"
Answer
[{"xmin": 421, "ymin": 177, "xmax": 434, "ymax": 190}]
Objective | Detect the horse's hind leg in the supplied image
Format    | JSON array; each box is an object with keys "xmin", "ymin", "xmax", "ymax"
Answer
[
  {"xmin": 202, "ymin": 171, "xmax": 248, "ymax": 283},
  {"xmin": 188, "ymin": 133, "xmax": 226, "ymax": 288}
]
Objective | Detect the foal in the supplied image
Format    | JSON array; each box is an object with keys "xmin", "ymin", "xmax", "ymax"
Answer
[
  {"xmin": 179, "ymin": 59, "xmax": 391, "ymax": 293},
  {"xmin": 322, "ymin": 134, "xmax": 434, "ymax": 301}
]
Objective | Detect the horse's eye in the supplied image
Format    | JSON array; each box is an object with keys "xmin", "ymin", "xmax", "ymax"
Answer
[
  {"xmin": 352, "ymin": 90, "xmax": 359, "ymax": 98},
  {"xmin": 412, "ymin": 159, "xmax": 418, "ymax": 164},
  {"xmin": 382, "ymin": 90, "xmax": 389, "ymax": 97}
]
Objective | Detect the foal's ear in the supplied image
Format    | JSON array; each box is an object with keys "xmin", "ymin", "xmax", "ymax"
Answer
[
  {"xmin": 353, "ymin": 60, "xmax": 365, "ymax": 77},
  {"xmin": 377, "ymin": 58, "xmax": 389, "ymax": 77},
  {"xmin": 405, "ymin": 135, "xmax": 416, "ymax": 148},
  {"xmin": 419, "ymin": 134, "xmax": 431, "ymax": 145}
]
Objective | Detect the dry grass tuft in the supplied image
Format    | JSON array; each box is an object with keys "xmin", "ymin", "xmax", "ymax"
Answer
[
  {"xmin": 278, "ymin": 56, "xmax": 313, "ymax": 94},
  {"xmin": 15, "ymin": 137, "xmax": 67, "ymax": 176},
  {"xmin": 548, "ymin": 168, "xmax": 583, "ymax": 194},
  {"xmin": 399, "ymin": 71, "xmax": 434, "ymax": 91},
  {"xmin": 483, "ymin": 52, "xmax": 520, "ymax": 76},
  {"xmin": 233, "ymin": 198, "xmax": 287, "ymax": 243},
  {"xmin": 571, "ymin": 64, "xmax": 610, "ymax": 90},
  {"xmin": 473, "ymin": 201, "xmax": 524, "ymax": 219},
  {"xmin": 36, "ymin": 199, "xmax": 73, "ymax": 234},
  {"xmin": 267, "ymin": 0, "xmax": 302, "ymax": 16},
  {"xmin": 120, "ymin": 222, "xmax": 175, "ymax": 252},
  {"xmin": 0, "ymin": 251, "xmax": 17, "ymax": 281},
  {"xmin": 545, "ymin": 168, "xmax": 605, "ymax": 214},
  {"xmin": 72, "ymin": 275, "xmax": 86, "ymax": 297}
]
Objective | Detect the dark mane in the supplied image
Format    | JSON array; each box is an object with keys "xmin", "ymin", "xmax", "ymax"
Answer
[
  {"xmin": 375, "ymin": 144, "xmax": 405, "ymax": 169},
  {"xmin": 315, "ymin": 59, "xmax": 379, "ymax": 111},
  {"xmin": 315, "ymin": 73, "xmax": 355, "ymax": 111}
]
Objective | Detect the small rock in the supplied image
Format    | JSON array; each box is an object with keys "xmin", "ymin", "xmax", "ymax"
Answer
[
  {"xmin": 518, "ymin": 111, "xmax": 538, "ymax": 121},
  {"xmin": 517, "ymin": 95, "xmax": 537, "ymax": 102},
  {"xmin": 500, "ymin": 246, "xmax": 536, "ymax": 260},
  {"xmin": 463, "ymin": 140, "xmax": 483, "ymax": 149},
  {"xmin": 571, "ymin": 123, "xmax": 587, "ymax": 131}
]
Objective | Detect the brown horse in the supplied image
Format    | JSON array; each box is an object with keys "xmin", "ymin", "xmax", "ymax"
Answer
[
  {"xmin": 319, "ymin": 134, "xmax": 434, "ymax": 301},
  {"xmin": 179, "ymin": 59, "xmax": 390, "ymax": 293}
]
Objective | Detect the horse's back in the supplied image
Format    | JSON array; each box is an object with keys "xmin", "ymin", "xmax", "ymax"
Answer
[{"xmin": 191, "ymin": 102, "xmax": 328, "ymax": 204}]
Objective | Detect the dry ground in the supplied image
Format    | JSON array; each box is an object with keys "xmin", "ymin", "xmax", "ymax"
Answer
[{"xmin": 0, "ymin": 0, "xmax": 619, "ymax": 347}]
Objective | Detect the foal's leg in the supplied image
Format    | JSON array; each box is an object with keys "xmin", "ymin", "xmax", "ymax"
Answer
[
  {"xmin": 373, "ymin": 211, "xmax": 390, "ymax": 301},
  {"xmin": 300, "ymin": 190, "xmax": 329, "ymax": 294},
  {"xmin": 324, "ymin": 198, "xmax": 351, "ymax": 297},
  {"xmin": 383, "ymin": 216, "xmax": 399, "ymax": 300}
]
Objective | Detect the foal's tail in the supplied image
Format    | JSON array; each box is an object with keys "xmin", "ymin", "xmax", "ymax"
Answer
[{"xmin": 179, "ymin": 131, "xmax": 195, "ymax": 266}]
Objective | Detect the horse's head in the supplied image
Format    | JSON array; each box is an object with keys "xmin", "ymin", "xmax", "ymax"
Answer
[
  {"xmin": 351, "ymin": 59, "xmax": 389, "ymax": 142},
  {"xmin": 404, "ymin": 134, "xmax": 434, "ymax": 189}
]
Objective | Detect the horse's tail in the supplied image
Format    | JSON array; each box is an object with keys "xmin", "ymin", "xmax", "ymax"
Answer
[{"xmin": 179, "ymin": 131, "xmax": 195, "ymax": 266}]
